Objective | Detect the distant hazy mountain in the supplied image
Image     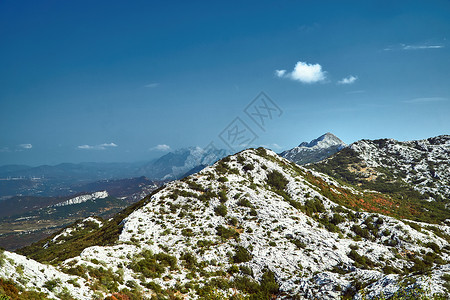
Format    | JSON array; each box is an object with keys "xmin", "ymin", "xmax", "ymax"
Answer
[
  {"xmin": 138, "ymin": 146, "xmax": 229, "ymax": 180},
  {"xmin": 280, "ymin": 132, "xmax": 347, "ymax": 165},
  {"xmin": 0, "ymin": 162, "xmax": 141, "ymax": 181},
  {"xmin": 0, "ymin": 147, "xmax": 228, "ymax": 197},
  {"xmin": 0, "ymin": 162, "xmax": 141, "ymax": 197}
]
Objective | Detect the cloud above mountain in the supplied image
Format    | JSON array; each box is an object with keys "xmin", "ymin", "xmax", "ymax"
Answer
[
  {"xmin": 77, "ymin": 143, "xmax": 118, "ymax": 150},
  {"xmin": 275, "ymin": 61, "xmax": 326, "ymax": 83},
  {"xmin": 151, "ymin": 144, "xmax": 171, "ymax": 151},
  {"xmin": 338, "ymin": 75, "xmax": 358, "ymax": 84},
  {"xmin": 384, "ymin": 43, "xmax": 445, "ymax": 51},
  {"xmin": 19, "ymin": 144, "xmax": 32, "ymax": 149}
]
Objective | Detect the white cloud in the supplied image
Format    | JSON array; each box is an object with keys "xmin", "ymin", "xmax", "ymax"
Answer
[
  {"xmin": 403, "ymin": 97, "xmax": 447, "ymax": 104},
  {"xmin": 275, "ymin": 70, "xmax": 286, "ymax": 77},
  {"xmin": 402, "ymin": 44, "xmax": 443, "ymax": 50},
  {"xmin": 78, "ymin": 145, "xmax": 94, "ymax": 150},
  {"xmin": 261, "ymin": 143, "xmax": 282, "ymax": 150},
  {"xmin": 275, "ymin": 61, "xmax": 326, "ymax": 83},
  {"xmin": 19, "ymin": 144, "xmax": 32, "ymax": 149},
  {"xmin": 151, "ymin": 144, "xmax": 171, "ymax": 151},
  {"xmin": 100, "ymin": 143, "xmax": 118, "ymax": 148},
  {"xmin": 338, "ymin": 75, "xmax": 358, "ymax": 85},
  {"xmin": 77, "ymin": 143, "xmax": 118, "ymax": 150},
  {"xmin": 384, "ymin": 44, "xmax": 444, "ymax": 51},
  {"xmin": 144, "ymin": 83, "xmax": 160, "ymax": 88}
]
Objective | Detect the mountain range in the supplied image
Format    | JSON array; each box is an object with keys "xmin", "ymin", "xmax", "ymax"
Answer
[
  {"xmin": 0, "ymin": 134, "xmax": 449, "ymax": 300},
  {"xmin": 312, "ymin": 135, "xmax": 450, "ymax": 219},
  {"xmin": 0, "ymin": 147, "xmax": 229, "ymax": 198},
  {"xmin": 0, "ymin": 136, "xmax": 448, "ymax": 299},
  {"xmin": 137, "ymin": 146, "xmax": 230, "ymax": 180}
]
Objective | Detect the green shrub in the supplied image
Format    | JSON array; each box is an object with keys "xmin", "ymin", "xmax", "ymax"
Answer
[
  {"xmin": 218, "ymin": 190, "xmax": 228, "ymax": 203},
  {"xmin": 266, "ymin": 170, "xmax": 288, "ymax": 191},
  {"xmin": 330, "ymin": 213, "xmax": 345, "ymax": 225},
  {"xmin": 228, "ymin": 217, "xmax": 238, "ymax": 226},
  {"xmin": 243, "ymin": 164, "xmax": 255, "ymax": 172},
  {"xmin": 129, "ymin": 250, "xmax": 177, "ymax": 278},
  {"xmin": 351, "ymin": 225, "xmax": 371, "ymax": 239},
  {"xmin": 237, "ymin": 198, "xmax": 253, "ymax": 208},
  {"xmin": 0, "ymin": 278, "xmax": 52, "ymax": 300},
  {"xmin": 43, "ymin": 279, "xmax": 61, "ymax": 292},
  {"xmin": 382, "ymin": 265, "xmax": 401, "ymax": 274},
  {"xmin": 425, "ymin": 242, "xmax": 440, "ymax": 253},
  {"xmin": 214, "ymin": 204, "xmax": 228, "ymax": 217},
  {"xmin": 291, "ymin": 239, "xmax": 306, "ymax": 249},
  {"xmin": 303, "ymin": 198, "xmax": 326, "ymax": 216},
  {"xmin": 232, "ymin": 268, "xmax": 279, "ymax": 299},
  {"xmin": 239, "ymin": 265, "xmax": 253, "ymax": 276},
  {"xmin": 218, "ymin": 177, "xmax": 229, "ymax": 183},
  {"xmin": 0, "ymin": 249, "xmax": 5, "ymax": 267},
  {"xmin": 227, "ymin": 265, "xmax": 239, "ymax": 274},
  {"xmin": 180, "ymin": 252, "xmax": 198, "ymax": 270},
  {"xmin": 348, "ymin": 249, "xmax": 375, "ymax": 269},
  {"xmin": 216, "ymin": 225, "xmax": 239, "ymax": 240},
  {"xmin": 181, "ymin": 228, "xmax": 194, "ymax": 237},
  {"xmin": 188, "ymin": 181, "xmax": 205, "ymax": 192},
  {"xmin": 143, "ymin": 281, "xmax": 162, "ymax": 293},
  {"xmin": 232, "ymin": 246, "xmax": 252, "ymax": 263}
]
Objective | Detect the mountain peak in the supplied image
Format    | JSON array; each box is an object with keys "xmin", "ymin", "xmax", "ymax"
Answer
[
  {"xmin": 281, "ymin": 133, "xmax": 347, "ymax": 165},
  {"xmin": 299, "ymin": 132, "xmax": 346, "ymax": 149}
]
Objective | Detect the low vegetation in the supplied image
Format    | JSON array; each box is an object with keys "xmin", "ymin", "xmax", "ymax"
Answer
[{"xmin": 16, "ymin": 187, "xmax": 165, "ymax": 264}]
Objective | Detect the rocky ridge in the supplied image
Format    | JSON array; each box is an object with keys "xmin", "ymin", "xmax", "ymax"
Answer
[
  {"xmin": 349, "ymin": 135, "xmax": 450, "ymax": 201},
  {"xmin": 280, "ymin": 133, "xmax": 347, "ymax": 165},
  {"xmin": 53, "ymin": 191, "xmax": 109, "ymax": 207},
  {"xmin": 2, "ymin": 148, "xmax": 449, "ymax": 299}
]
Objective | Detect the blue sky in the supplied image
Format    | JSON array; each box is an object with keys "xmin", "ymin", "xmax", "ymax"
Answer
[{"xmin": 1, "ymin": 0, "xmax": 449, "ymax": 165}]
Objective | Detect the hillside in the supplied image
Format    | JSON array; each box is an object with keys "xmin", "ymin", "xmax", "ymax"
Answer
[
  {"xmin": 0, "ymin": 147, "xmax": 227, "ymax": 199},
  {"xmin": 4, "ymin": 148, "xmax": 449, "ymax": 299},
  {"xmin": 0, "ymin": 192, "xmax": 127, "ymax": 251},
  {"xmin": 312, "ymin": 135, "xmax": 450, "ymax": 223}
]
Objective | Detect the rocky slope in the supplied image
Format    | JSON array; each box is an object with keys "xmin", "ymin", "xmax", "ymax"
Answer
[
  {"xmin": 3, "ymin": 148, "xmax": 449, "ymax": 299},
  {"xmin": 350, "ymin": 135, "xmax": 450, "ymax": 200},
  {"xmin": 312, "ymin": 135, "xmax": 450, "ymax": 222},
  {"xmin": 280, "ymin": 133, "xmax": 347, "ymax": 165}
]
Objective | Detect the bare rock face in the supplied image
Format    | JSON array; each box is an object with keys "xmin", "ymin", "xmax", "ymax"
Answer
[{"xmin": 280, "ymin": 133, "xmax": 347, "ymax": 165}]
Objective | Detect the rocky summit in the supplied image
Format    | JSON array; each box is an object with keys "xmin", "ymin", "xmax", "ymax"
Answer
[
  {"xmin": 280, "ymin": 133, "xmax": 347, "ymax": 165},
  {"xmin": 2, "ymin": 147, "xmax": 449, "ymax": 299}
]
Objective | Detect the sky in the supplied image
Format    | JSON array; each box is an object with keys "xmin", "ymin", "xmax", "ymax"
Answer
[{"xmin": 1, "ymin": 0, "xmax": 449, "ymax": 166}]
